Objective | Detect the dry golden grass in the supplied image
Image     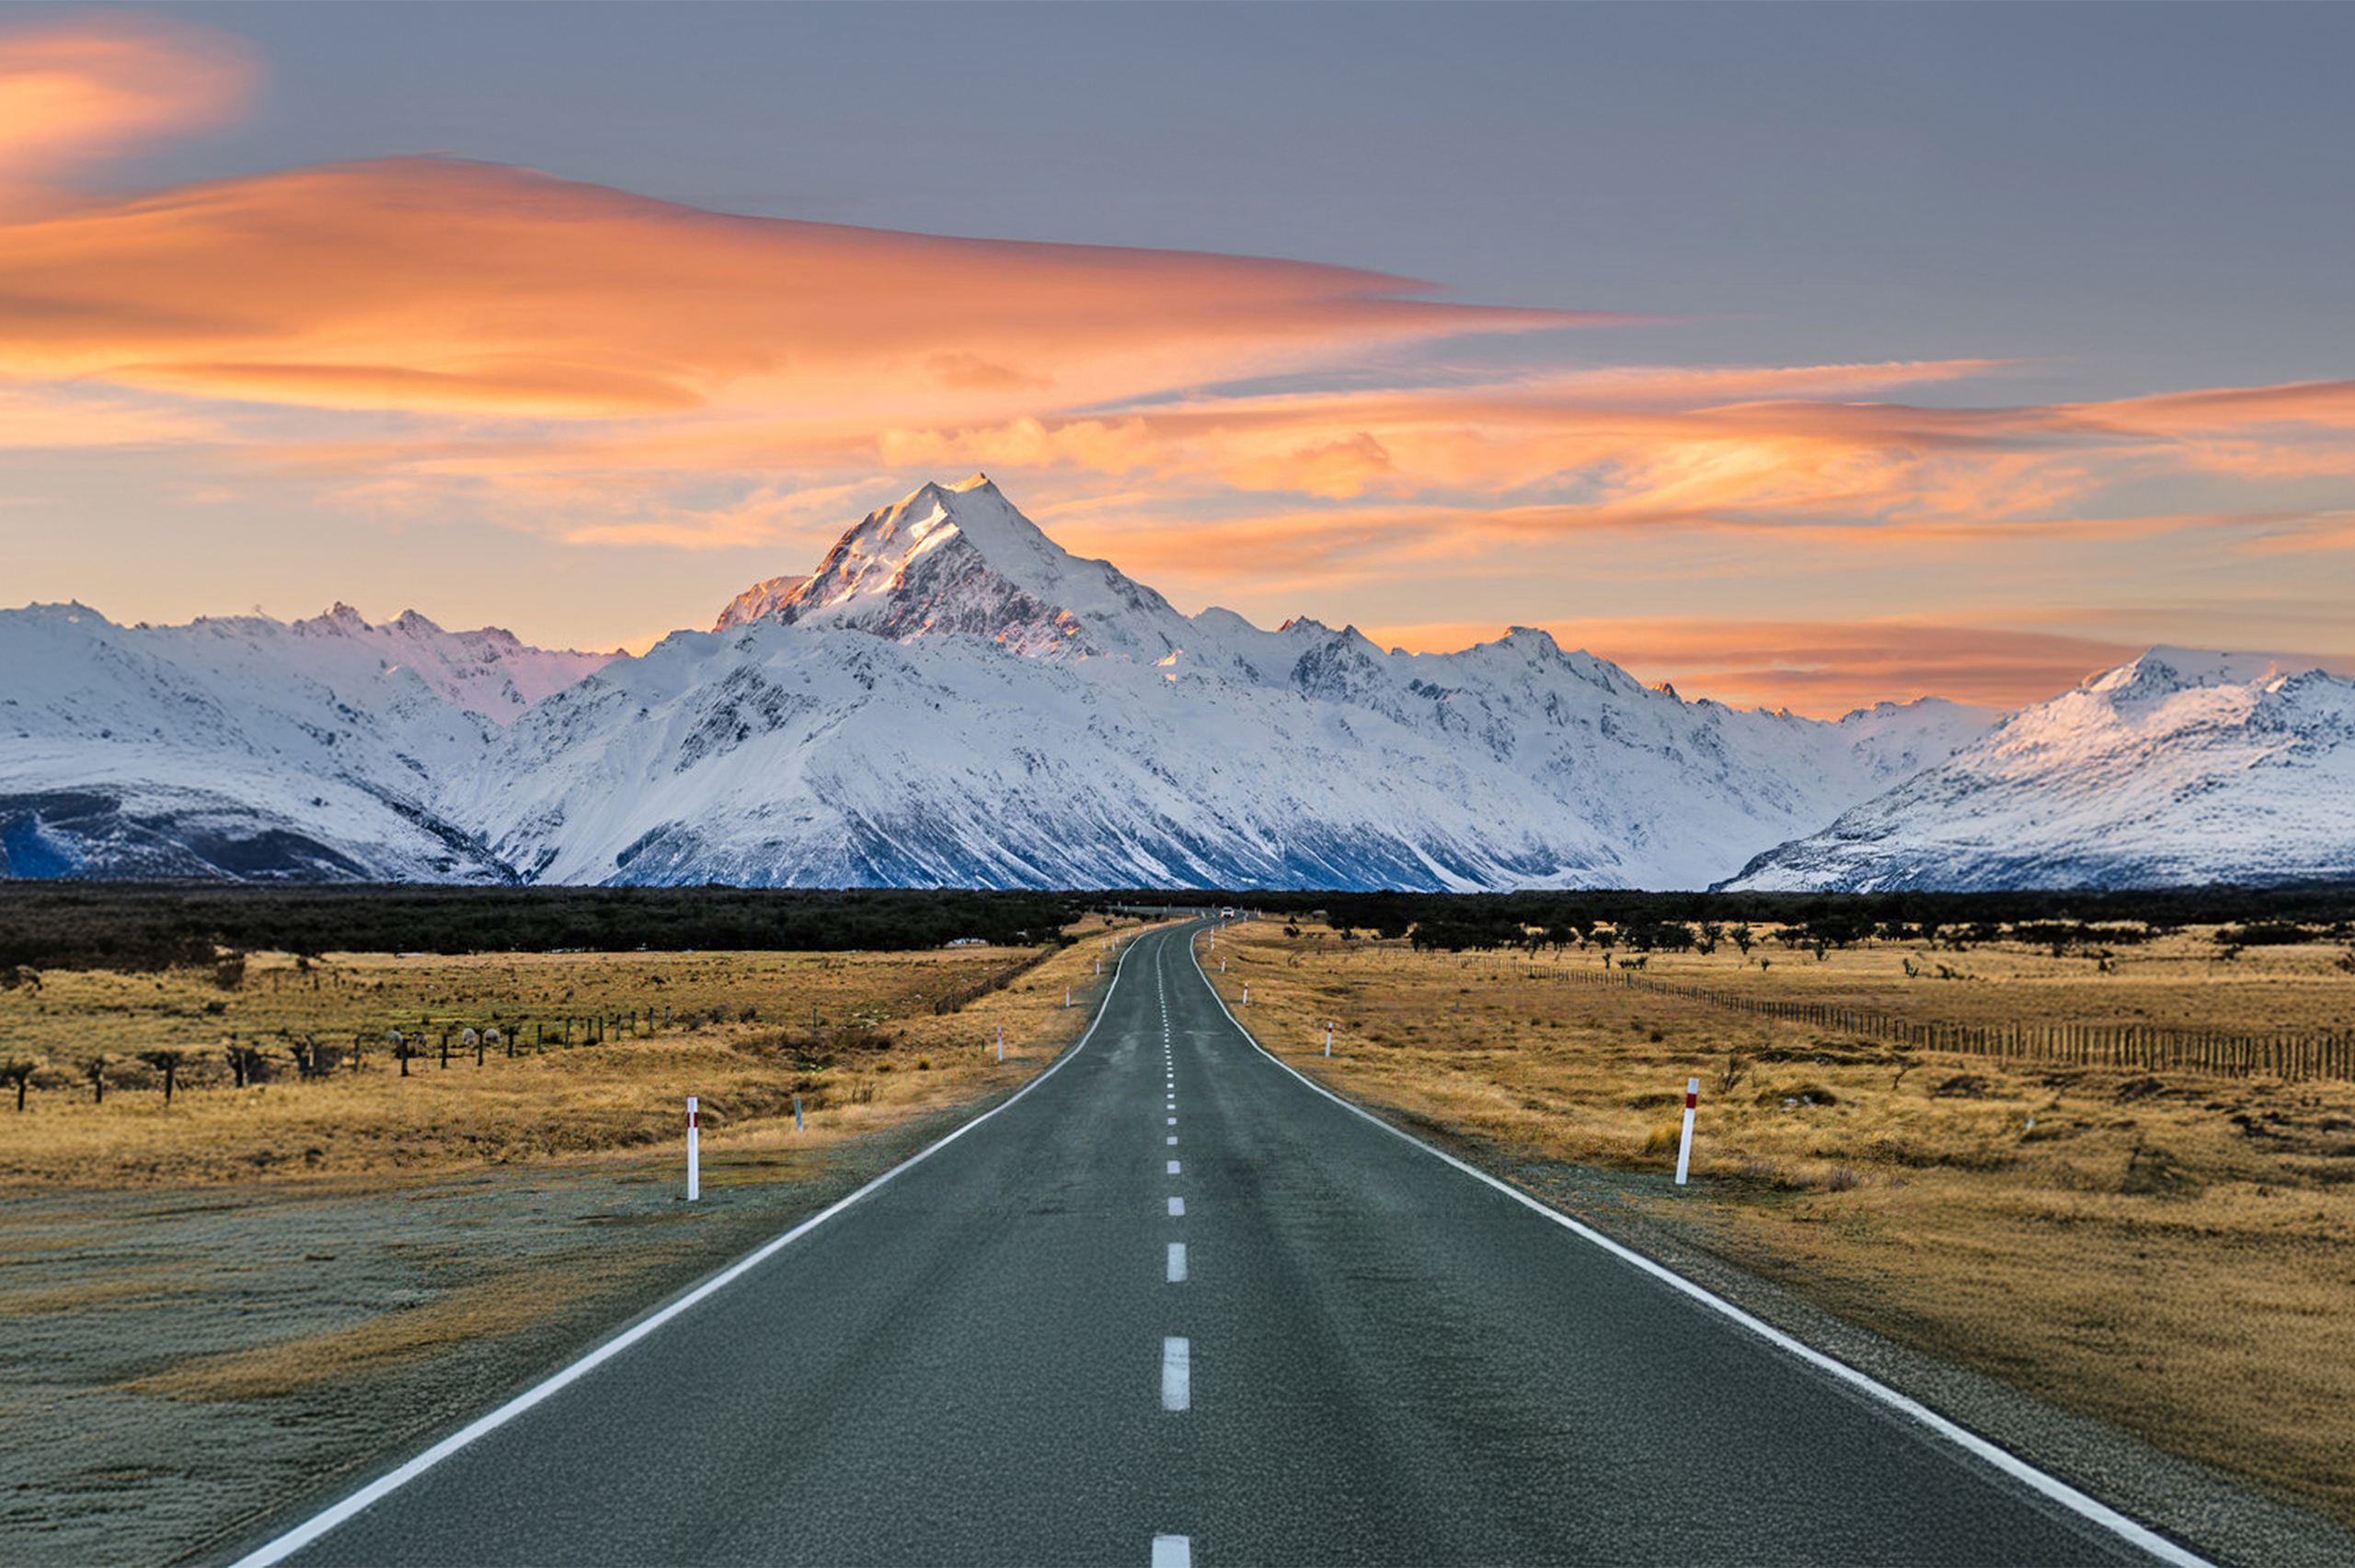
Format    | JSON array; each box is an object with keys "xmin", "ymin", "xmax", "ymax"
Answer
[
  {"xmin": 0, "ymin": 918, "xmax": 1143, "ymax": 1192},
  {"xmin": 121, "ymin": 1266, "xmax": 615, "ymax": 1402},
  {"xmin": 1208, "ymin": 919, "xmax": 2355, "ymax": 1528},
  {"xmin": 1606, "ymin": 923, "xmax": 2355, "ymax": 1037}
]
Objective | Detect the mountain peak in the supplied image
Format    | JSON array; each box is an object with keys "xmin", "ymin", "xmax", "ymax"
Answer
[
  {"xmin": 2086, "ymin": 647, "xmax": 2303, "ymax": 702},
  {"xmin": 714, "ymin": 477, "xmax": 1188, "ymax": 660}
]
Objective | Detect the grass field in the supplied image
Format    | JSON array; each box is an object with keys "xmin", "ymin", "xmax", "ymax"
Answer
[
  {"xmin": 0, "ymin": 916, "xmax": 1145, "ymax": 1190},
  {"xmin": 1205, "ymin": 917, "xmax": 2355, "ymax": 1529}
]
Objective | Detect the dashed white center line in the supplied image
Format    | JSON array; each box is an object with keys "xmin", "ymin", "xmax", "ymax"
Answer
[
  {"xmin": 1166, "ymin": 1159, "xmax": 1180, "ymax": 1174},
  {"xmin": 1167, "ymin": 1242, "xmax": 1187, "ymax": 1282},
  {"xmin": 1167, "ymin": 1196, "xmax": 1184, "ymax": 1216},
  {"xmin": 1166, "ymin": 1116, "xmax": 1177, "ymax": 1126},
  {"xmin": 1151, "ymin": 1534, "xmax": 1191, "ymax": 1568},
  {"xmin": 1161, "ymin": 1337, "xmax": 1190, "ymax": 1410},
  {"xmin": 1166, "ymin": 1135, "xmax": 1178, "ymax": 1145}
]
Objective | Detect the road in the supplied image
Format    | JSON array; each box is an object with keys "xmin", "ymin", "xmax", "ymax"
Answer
[{"xmin": 232, "ymin": 920, "xmax": 2192, "ymax": 1567}]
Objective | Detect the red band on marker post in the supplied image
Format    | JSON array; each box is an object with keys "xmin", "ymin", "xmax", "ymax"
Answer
[{"xmin": 1674, "ymin": 1077, "xmax": 1699, "ymax": 1186}]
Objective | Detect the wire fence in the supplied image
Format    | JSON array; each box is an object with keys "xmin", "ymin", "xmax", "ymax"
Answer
[{"xmin": 1565, "ymin": 963, "xmax": 2355, "ymax": 1083}]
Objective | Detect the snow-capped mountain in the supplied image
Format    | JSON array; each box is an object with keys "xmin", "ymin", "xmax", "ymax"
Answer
[
  {"xmin": 436, "ymin": 475, "xmax": 1991, "ymax": 890},
  {"xmin": 13, "ymin": 471, "xmax": 2208, "ymax": 891},
  {"xmin": 0, "ymin": 603, "xmax": 607, "ymax": 881},
  {"xmin": 1721, "ymin": 648, "xmax": 2355, "ymax": 891}
]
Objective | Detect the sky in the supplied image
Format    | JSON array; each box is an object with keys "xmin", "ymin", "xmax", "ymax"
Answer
[{"xmin": 2, "ymin": 2, "xmax": 2351, "ymax": 715}]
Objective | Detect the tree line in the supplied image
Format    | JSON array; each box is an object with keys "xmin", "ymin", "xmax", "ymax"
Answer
[
  {"xmin": 1104, "ymin": 884, "xmax": 2355, "ymax": 951},
  {"xmin": 0, "ymin": 884, "xmax": 1084, "ymax": 970}
]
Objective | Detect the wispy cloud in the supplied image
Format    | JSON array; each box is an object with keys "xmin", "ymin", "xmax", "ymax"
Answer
[{"xmin": 0, "ymin": 14, "xmax": 255, "ymax": 206}]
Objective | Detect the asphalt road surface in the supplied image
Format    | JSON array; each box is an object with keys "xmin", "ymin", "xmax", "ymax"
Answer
[{"xmin": 233, "ymin": 921, "xmax": 2195, "ymax": 1567}]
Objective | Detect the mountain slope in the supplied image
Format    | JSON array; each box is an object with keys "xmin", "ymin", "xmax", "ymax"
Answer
[
  {"xmin": 1721, "ymin": 649, "xmax": 2355, "ymax": 891},
  {"xmin": 0, "ymin": 603, "xmax": 603, "ymax": 882},
  {"xmin": 712, "ymin": 576, "xmax": 809, "ymax": 633},
  {"xmin": 291, "ymin": 605, "xmax": 618, "ymax": 724}
]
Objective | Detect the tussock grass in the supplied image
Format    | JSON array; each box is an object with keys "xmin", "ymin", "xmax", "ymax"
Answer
[
  {"xmin": 1207, "ymin": 919, "xmax": 2355, "ymax": 1527},
  {"xmin": 0, "ymin": 918, "xmax": 1142, "ymax": 1192}
]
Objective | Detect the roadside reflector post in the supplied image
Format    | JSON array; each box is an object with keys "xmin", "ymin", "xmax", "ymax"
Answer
[
  {"xmin": 1674, "ymin": 1077, "xmax": 1698, "ymax": 1186},
  {"xmin": 1242, "ymin": 982, "xmax": 1250, "ymax": 1006},
  {"xmin": 686, "ymin": 1096, "xmax": 701, "ymax": 1202},
  {"xmin": 996, "ymin": 1024, "xmax": 1005, "ymax": 1062},
  {"xmin": 1324, "ymin": 1021, "xmax": 1334, "ymax": 1057},
  {"xmin": 1065, "ymin": 986, "xmax": 1072, "ymax": 1008},
  {"xmin": 793, "ymin": 1093, "xmax": 803, "ymax": 1131}
]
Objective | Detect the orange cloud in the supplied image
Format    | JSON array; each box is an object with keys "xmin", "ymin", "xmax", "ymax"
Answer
[
  {"xmin": 0, "ymin": 16, "xmax": 256, "ymax": 204},
  {"xmin": 1360, "ymin": 616, "xmax": 2154, "ymax": 715},
  {"xmin": 2236, "ymin": 511, "xmax": 2355, "ymax": 555},
  {"xmin": 839, "ymin": 366, "xmax": 2355, "ymax": 544},
  {"xmin": 0, "ymin": 151, "xmax": 1602, "ymax": 422},
  {"xmin": 2067, "ymin": 380, "xmax": 2355, "ymax": 436}
]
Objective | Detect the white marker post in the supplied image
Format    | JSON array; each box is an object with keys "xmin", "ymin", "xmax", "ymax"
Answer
[
  {"xmin": 1324, "ymin": 1020, "xmax": 1334, "ymax": 1057},
  {"xmin": 1241, "ymin": 982, "xmax": 1249, "ymax": 1006},
  {"xmin": 1674, "ymin": 1077, "xmax": 1698, "ymax": 1186},
  {"xmin": 793, "ymin": 1093, "xmax": 803, "ymax": 1132},
  {"xmin": 995, "ymin": 1024, "xmax": 1005, "ymax": 1062},
  {"xmin": 686, "ymin": 1096, "xmax": 701, "ymax": 1202}
]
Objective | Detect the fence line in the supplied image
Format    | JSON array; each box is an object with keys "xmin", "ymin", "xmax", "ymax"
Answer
[
  {"xmin": 930, "ymin": 944, "xmax": 1061, "ymax": 1015},
  {"xmin": 1544, "ymin": 961, "xmax": 2355, "ymax": 1083}
]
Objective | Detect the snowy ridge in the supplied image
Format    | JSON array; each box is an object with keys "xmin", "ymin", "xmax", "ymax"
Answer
[
  {"xmin": 292, "ymin": 604, "xmax": 617, "ymax": 724},
  {"xmin": 712, "ymin": 576, "xmax": 809, "ymax": 633},
  {"xmin": 442, "ymin": 613, "xmax": 1986, "ymax": 890},
  {"xmin": 1722, "ymin": 648, "xmax": 2355, "ymax": 891},
  {"xmin": 0, "ymin": 603, "xmax": 602, "ymax": 881}
]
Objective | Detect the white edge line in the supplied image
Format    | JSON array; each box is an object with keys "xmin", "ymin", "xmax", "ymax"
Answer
[
  {"xmin": 1183, "ymin": 925, "xmax": 2209, "ymax": 1568},
  {"xmin": 228, "ymin": 933, "xmax": 1154, "ymax": 1568}
]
